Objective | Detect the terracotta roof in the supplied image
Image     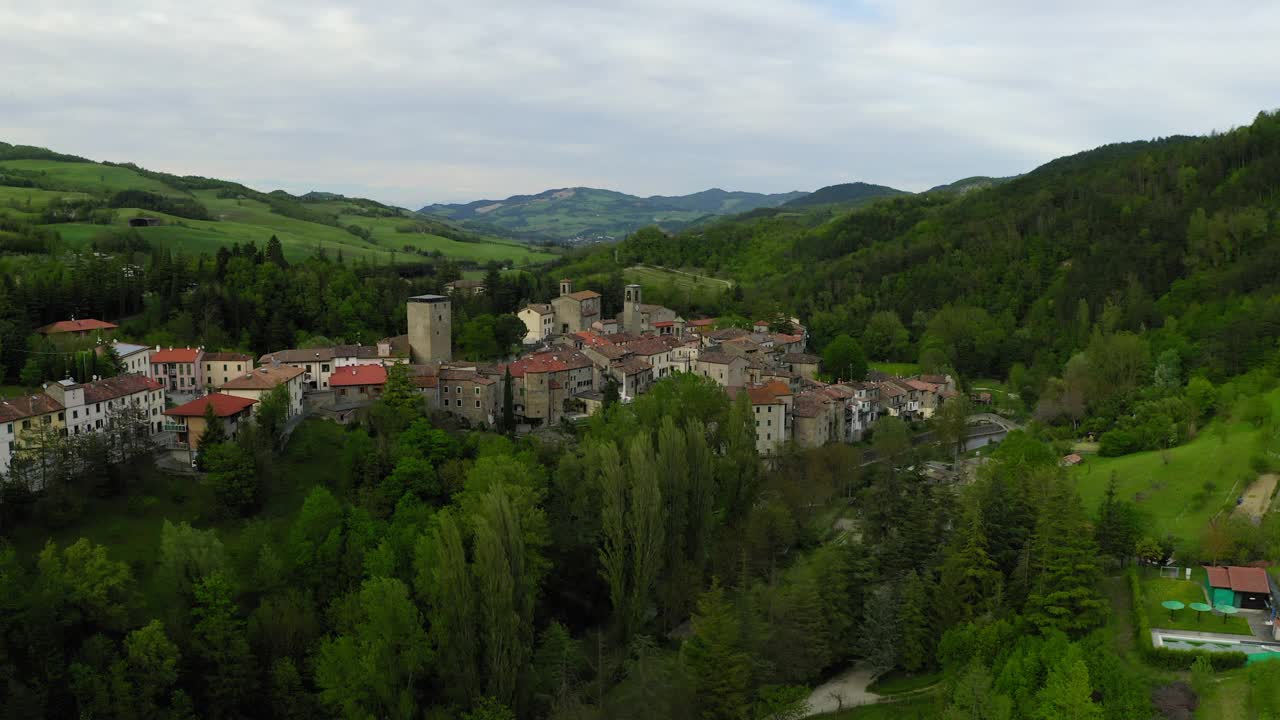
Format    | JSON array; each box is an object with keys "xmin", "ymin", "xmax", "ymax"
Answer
[
  {"xmin": 36, "ymin": 318, "xmax": 118, "ymax": 335},
  {"xmin": 877, "ymin": 382, "xmax": 906, "ymax": 399},
  {"xmin": 573, "ymin": 331, "xmax": 613, "ymax": 348},
  {"xmin": 731, "ymin": 383, "xmax": 788, "ymax": 405},
  {"xmin": 508, "ymin": 350, "xmax": 593, "ymax": 377},
  {"xmin": 587, "ymin": 344, "xmax": 628, "ymax": 361},
  {"xmin": 260, "ymin": 347, "xmax": 335, "ymax": 364},
  {"xmin": 80, "ymin": 375, "xmax": 163, "ymax": 403},
  {"xmin": 0, "ymin": 394, "xmax": 64, "ymax": 422},
  {"xmin": 222, "ymin": 365, "xmax": 305, "ymax": 390},
  {"xmin": 686, "ymin": 318, "xmax": 717, "ymax": 327},
  {"xmin": 773, "ymin": 333, "xmax": 803, "ymax": 344},
  {"xmin": 1204, "ymin": 566, "xmax": 1272, "ymax": 594},
  {"xmin": 203, "ymin": 352, "xmax": 253, "ymax": 362},
  {"xmin": 329, "ymin": 365, "xmax": 388, "ymax": 387},
  {"xmin": 165, "ymin": 393, "xmax": 257, "ymax": 418},
  {"xmin": 1061, "ymin": 454, "xmax": 1083, "ymax": 465},
  {"xmin": 566, "ymin": 290, "xmax": 601, "ymax": 301},
  {"xmin": 523, "ymin": 303, "xmax": 554, "ymax": 315},
  {"xmin": 905, "ymin": 379, "xmax": 939, "ymax": 392},
  {"xmin": 652, "ymin": 321, "xmax": 675, "ymax": 328},
  {"xmin": 920, "ymin": 374, "xmax": 950, "ymax": 385},
  {"xmin": 605, "ymin": 332, "xmax": 641, "ymax": 344},
  {"xmin": 152, "ymin": 347, "xmax": 201, "ymax": 363}
]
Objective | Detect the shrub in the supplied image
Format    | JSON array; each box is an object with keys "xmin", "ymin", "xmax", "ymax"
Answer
[{"xmin": 1100, "ymin": 429, "xmax": 1140, "ymax": 456}]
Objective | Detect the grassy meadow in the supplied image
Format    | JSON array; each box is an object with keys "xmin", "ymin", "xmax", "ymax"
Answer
[
  {"xmin": 624, "ymin": 264, "xmax": 734, "ymax": 293},
  {"xmin": 0, "ymin": 158, "xmax": 557, "ymax": 265}
]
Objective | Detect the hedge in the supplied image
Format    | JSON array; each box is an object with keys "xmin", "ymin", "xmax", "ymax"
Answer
[{"xmin": 1128, "ymin": 568, "xmax": 1248, "ymax": 670}]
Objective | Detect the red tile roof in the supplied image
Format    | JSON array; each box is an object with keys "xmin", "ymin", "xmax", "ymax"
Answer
[
  {"xmin": 80, "ymin": 375, "xmax": 163, "ymax": 403},
  {"xmin": 1205, "ymin": 566, "xmax": 1272, "ymax": 594},
  {"xmin": 152, "ymin": 347, "xmax": 201, "ymax": 363},
  {"xmin": 329, "ymin": 365, "xmax": 387, "ymax": 387},
  {"xmin": 686, "ymin": 318, "xmax": 717, "ymax": 327},
  {"xmin": 573, "ymin": 331, "xmax": 613, "ymax": 348},
  {"xmin": 0, "ymin": 394, "xmax": 64, "ymax": 422},
  {"xmin": 652, "ymin": 321, "xmax": 675, "ymax": 327},
  {"xmin": 36, "ymin": 318, "xmax": 118, "ymax": 335},
  {"xmin": 164, "ymin": 393, "xmax": 257, "ymax": 418},
  {"xmin": 566, "ymin": 290, "xmax": 601, "ymax": 301},
  {"xmin": 203, "ymin": 351, "xmax": 253, "ymax": 362}
]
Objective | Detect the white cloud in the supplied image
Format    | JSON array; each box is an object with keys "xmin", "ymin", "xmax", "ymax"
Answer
[{"xmin": 0, "ymin": 0, "xmax": 1275, "ymax": 205}]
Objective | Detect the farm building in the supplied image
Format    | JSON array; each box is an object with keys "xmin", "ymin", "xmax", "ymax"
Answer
[{"xmin": 1202, "ymin": 565, "xmax": 1274, "ymax": 610}]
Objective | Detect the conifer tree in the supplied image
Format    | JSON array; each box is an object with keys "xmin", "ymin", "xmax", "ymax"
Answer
[
  {"xmin": 938, "ymin": 500, "xmax": 1003, "ymax": 627},
  {"xmin": 682, "ymin": 581, "xmax": 752, "ymax": 720},
  {"xmin": 1025, "ymin": 480, "xmax": 1107, "ymax": 636}
]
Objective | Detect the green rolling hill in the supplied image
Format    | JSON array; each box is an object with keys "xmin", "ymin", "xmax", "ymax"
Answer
[
  {"xmin": 0, "ymin": 142, "xmax": 556, "ymax": 266},
  {"xmin": 419, "ymin": 186, "xmax": 806, "ymax": 243}
]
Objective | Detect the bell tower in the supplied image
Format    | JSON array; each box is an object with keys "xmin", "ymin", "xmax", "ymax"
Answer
[{"xmin": 623, "ymin": 284, "xmax": 642, "ymax": 334}]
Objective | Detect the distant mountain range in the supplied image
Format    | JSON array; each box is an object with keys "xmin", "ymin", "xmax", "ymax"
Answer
[
  {"xmin": 419, "ymin": 187, "xmax": 806, "ymax": 243},
  {"xmin": 420, "ymin": 175, "xmax": 1021, "ymax": 243}
]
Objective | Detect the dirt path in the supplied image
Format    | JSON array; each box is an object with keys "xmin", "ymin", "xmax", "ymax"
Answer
[
  {"xmin": 804, "ymin": 666, "xmax": 880, "ymax": 716},
  {"xmin": 1233, "ymin": 473, "xmax": 1278, "ymax": 521}
]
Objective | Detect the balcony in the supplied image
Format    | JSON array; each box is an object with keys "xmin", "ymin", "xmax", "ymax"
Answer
[{"xmin": 162, "ymin": 422, "xmax": 187, "ymax": 433}]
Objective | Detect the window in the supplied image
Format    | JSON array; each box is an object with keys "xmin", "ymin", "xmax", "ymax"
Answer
[
  {"xmin": 443, "ymin": 386, "xmax": 449, "ymax": 394},
  {"xmin": 456, "ymin": 399, "xmax": 462, "ymax": 407},
  {"xmin": 223, "ymin": 364, "xmax": 228, "ymax": 371},
  {"xmin": 22, "ymin": 420, "xmax": 30, "ymax": 430},
  {"xmin": 767, "ymin": 433, "xmax": 772, "ymax": 440},
  {"xmin": 322, "ymin": 364, "xmax": 330, "ymax": 372},
  {"xmin": 95, "ymin": 419, "xmax": 103, "ymax": 429},
  {"xmin": 96, "ymin": 403, "xmax": 101, "ymax": 412},
  {"xmin": 474, "ymin": 387, "xmax": 481, "ymax": 395},
  {"xmin": 5, "ymin": 423, "xmax": 10, "ymax": 433},
  {"xmin": 72, "ymin": 410, "xmax": 79, "ymax": 419},
  {"xmin": 754, "ymin": 407, "xmax": 759, "ymax": 414},
  {"xmin": 456, "ymin": 386, "xmax": 462, "ymax": 395},
  {"xmin": 57, "ymin": 412, "xmax": 64, "ymax": 421},
  {"xmin": 475, "ymin": 400, "xmax": 481, "ymax": 408}
]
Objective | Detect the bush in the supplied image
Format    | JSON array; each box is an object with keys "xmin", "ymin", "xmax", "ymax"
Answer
[{"xmin": 1100, "ymin": 429, "xmax": 1140, "ymax": 456}]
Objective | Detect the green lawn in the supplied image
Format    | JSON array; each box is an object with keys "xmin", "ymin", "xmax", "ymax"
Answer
[
  {"xmin": 1069, "ymin": 414, "xmax": 1271, "ymax": 540},
  {"xmin": 0, "ymin": 159, "xmax": 182, "ymax": 195},
  {"xmin": 968, "ymin": 378, "xmax": 1026, "ymax": 415},
  {"xmin": 624, "ymin": 264, "xmax": 733, "ymax": 293},
  {"xmin": 1142, "ymin": 574, "xmax": 1254, "ymax": 635},
  {"xmin": 866, "ymin": 670, "xmax": 942, "ymax": 695},
  {"xmin": 336, "ymin": 212, "xmax": 556, "ymax": 265},
  {"xmin": 0, "ymin": 185, "xmax": 94, "ymax": 213},
  {"xmin": 1196, "ymin": 669, "xmax": 1250, "ymax": 720},
  {"xmin": 869, "ymin": 362, "xmax": 920, "ymax": 377}
]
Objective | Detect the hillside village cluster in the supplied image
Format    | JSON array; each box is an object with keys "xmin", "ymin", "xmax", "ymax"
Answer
[{"xmin": 0, "ymin": 280, "xmax": 958, "ymax": 476}]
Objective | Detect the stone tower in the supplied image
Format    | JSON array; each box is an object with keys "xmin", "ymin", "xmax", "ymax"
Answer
[
  {"xmin": 559, "ymin": 278, "xmax": 573, "ymax": 296},
  {"xmin": 623, "ymin": 284, "xmax": 642, "ymax": 334},
  {"xmin": 407, "ymin": 294, "xmax": 452, "ymax": 362}
]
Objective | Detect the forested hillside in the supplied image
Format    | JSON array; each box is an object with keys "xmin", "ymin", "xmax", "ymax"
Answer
[
  {"xmin": 419, "ymin": 186, "xmax": 806, "ymax": 243},
  {"xmin": 616, "ymin": 112, "xmax": 1280, "ymax": 387}
]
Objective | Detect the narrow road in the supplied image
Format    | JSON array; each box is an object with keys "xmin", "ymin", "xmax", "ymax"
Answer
[
  {"xmin": 1234, "ymin": 473, "xmax": 1278, "ymax": 521},
  {"xmin": 803, "ymin": 666, "xmax": 880, "ymax": 716}
]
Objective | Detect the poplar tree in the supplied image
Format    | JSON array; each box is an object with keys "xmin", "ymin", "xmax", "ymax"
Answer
[
  {"xmin": 419, "ymin": 511, "xmax": 479, "ymax": 704},
  {"xmin": 473, "ymin": 484, "xmax": 535, "ymax": 709}
]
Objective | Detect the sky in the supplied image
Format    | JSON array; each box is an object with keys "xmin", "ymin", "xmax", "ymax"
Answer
[{"xmin": 1, "ymin": 1, "xmax": 1276, "ymax": 207}]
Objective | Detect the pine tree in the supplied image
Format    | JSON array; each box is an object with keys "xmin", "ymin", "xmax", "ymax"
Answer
[
  {"xmin": 938, "ymin": 501, "xmax": 1003, "ymax": 627},
  {"xmin": 897, "ymin": 570, "xmax": 935, "ymax": 672},
  {"xmin": 681, "ymin": 582, "xmax": 752, "ymax": 720},
  {"xmin": 1034, "ymin": 655, "xmax": 1102, "ymax": 720},
  {"xmin": 1025, "ymin": 480, "xmax": 1108, "ymax": 636}
]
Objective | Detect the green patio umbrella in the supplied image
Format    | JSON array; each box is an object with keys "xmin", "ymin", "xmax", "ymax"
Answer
[
  {"xmin": 1216, "ymin": 604, "xmax": 1239, "ymax": 624},
  {"xmin": 1161, "ymin": 600, "xmax": 1186, "ymax": 622},
  {"xmin": 1189, "ymin": 602, "xmax": 1212, "ymax": 623}
]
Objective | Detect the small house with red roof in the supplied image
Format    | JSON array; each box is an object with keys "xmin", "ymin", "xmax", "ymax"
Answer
[
  {"xmin": 330, "ymin": 365, "xmax": 388, "ymax": 404},
  {"xmin": 163, "ymin": 393, "xmax": 258, "ymax": 452},
  {"xmin": 1203, "ymin": 565, "xmax": 1275, "ymax": 610}
]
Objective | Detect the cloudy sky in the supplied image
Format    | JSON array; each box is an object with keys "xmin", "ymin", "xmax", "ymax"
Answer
[{"xmin": 1, "ymin": 1, "xmax": 1275, "ymax": 207}]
